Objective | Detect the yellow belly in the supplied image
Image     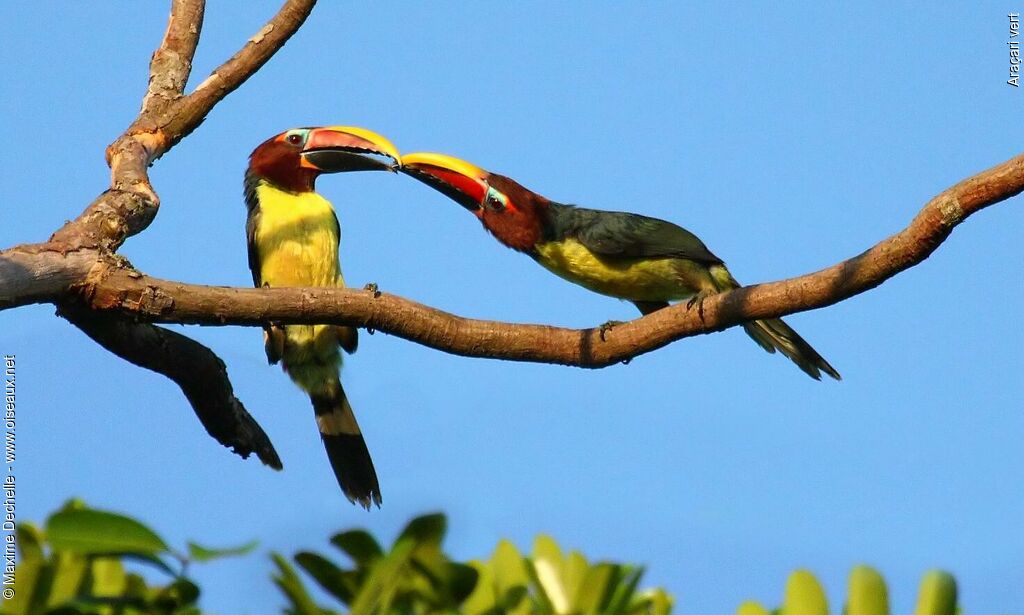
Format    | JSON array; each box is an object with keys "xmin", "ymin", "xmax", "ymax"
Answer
[
  {"xmin": 252, "ymin": 183, "xmax": 346, "ymax": 392},
  {"xmin": 533, "ymin": 239, "xmax": 713, "ymax": 302},
  {"xmin": 254, "ymin": 184, "xmax": 343, "ymax": 289}
]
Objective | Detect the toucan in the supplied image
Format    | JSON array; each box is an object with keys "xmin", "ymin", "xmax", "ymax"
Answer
[
  {"xmin": 245, "ymin": 126, "xmax": 401, "ymax": 508},
  {"xmin": 399, "ymin": 152, "xmax": 840, "ymax": 381}
]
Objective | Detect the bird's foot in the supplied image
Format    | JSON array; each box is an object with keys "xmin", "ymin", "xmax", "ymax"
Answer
[
  {"xmin": 685, "ymin": 291, "xmax": 713, "ymax": 323},
  {"xmin": 599, "ymin": 319, "xmax": 625, "ymax": 341},
  {"xmin": 363, "ymin": 283, "xmax": 380, "ymax": 333}
]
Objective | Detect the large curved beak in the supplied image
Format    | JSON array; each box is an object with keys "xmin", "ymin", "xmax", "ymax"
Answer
[
  {"xmin": 300, "ymin": 126, "xmax": 402, "ymax": 173},
  {"xmin": 399, "ymin": 152, "xmax": 489, "ymax": 212}
]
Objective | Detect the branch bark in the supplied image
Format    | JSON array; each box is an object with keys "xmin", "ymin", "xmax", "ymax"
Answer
[{"xmin": 140, "ymin": 0, "xmax": 205, "ymax": 116}]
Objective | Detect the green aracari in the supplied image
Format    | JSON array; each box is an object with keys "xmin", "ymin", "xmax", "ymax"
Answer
[
  {"xmin": 399, "ymin": 152, "xmax": 839, "ymax": 381},
  {"xmin": 246, "ymin": 126, "xmax": 401, "ymax": 508}
]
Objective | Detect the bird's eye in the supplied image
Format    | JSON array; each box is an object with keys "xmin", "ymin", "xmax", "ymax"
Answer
[
  {"xmin": 286, "ymin": 133, "xmax": 303, "ymax": 146},
  {"xmin": 484, "ymin": 187, "xmax": 507, "ymax": 212}
]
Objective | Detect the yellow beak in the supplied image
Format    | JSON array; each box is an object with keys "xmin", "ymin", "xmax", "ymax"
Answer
[
  {"xmin": 319, "ymin": 126, "xmax": 402, "ymax": 165},
  {"xmin": 300, "ymin": 126, "xmax": 402, "ymax": 172},
  {"xmin": 399, "ymin": 152, "xmax": 491, "ymax": 211},
  {"xmin": 400, "ymin": 152, "xmax": 488, "ymax": 180}
]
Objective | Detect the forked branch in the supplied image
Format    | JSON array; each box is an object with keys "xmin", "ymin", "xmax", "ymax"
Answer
[{"xmin": 0, "ymin": 1, "xmax": 317, "ymax": 468}]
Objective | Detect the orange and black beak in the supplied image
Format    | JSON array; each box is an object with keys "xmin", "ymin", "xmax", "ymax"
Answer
[
  {"xmin": 399, "ymin": 152, "xmax": 490, "ymax": 213},
  {"xmin": 299, "ymin": 126, "xmax": 402, "ymax": 173}
]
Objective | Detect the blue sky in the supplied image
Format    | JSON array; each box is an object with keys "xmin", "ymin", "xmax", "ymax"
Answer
[{"xmin": 2, "ymin": 3, "xmax": 1022, "ymax": 613}]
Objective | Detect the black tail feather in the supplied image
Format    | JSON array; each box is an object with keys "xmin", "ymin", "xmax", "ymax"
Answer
[
  {"xmin": 320, "ymin": 432, "xmax": 381, "ymax": 509},
  {"xmin": 742, "ymin": 319, "xmax": 841, "ymax": 381},
  {"xmin": 708, "ymin": 264, "xmax": 840, "ymax": 381},
  {"xmin": 311, "ymin": 385, "xmax": 381, "ymax": 509}
]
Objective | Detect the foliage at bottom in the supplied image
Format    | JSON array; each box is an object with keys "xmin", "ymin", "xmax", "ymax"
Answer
[
  {"xmin": 5, "ymin": 503, "xmax": 964, "ymax": 615},
  {"xmin": 2, "ymin": 500, "xmax": 251, "ymax": 615}
]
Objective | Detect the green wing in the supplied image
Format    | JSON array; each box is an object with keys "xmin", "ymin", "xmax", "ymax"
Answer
[
  {"xmin": 244, "ymin": 173, "xmax": 265, "ymax": 287},
  {"xmin": 245, "ymin": 207, "xmax": 263, "ymax": 287},
  {"xmin": 560, "ymin": 206, "xmax": 723, "ymax": 264}
]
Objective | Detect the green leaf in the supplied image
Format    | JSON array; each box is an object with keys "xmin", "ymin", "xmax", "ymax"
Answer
[
  {"xmin": 46, "ymin": 509, "xmax": 168, "ymax": 556},
  {"xmin": 408, "ymin": 544, "xmax": 448, "ymax": 596},
  {"xmin": 447, "ymin": 562, "xmax": 480, "ymax": 604},
  {"xmin": 44, "ymin": 551, "xmax": 87, "ymax": 609},
  {"xmin": 640, "ymin": 588, "xmax": 674, "ymax": 615},
  {"xmin": 395, "ymin": 513, "xmax": 447, "ymax": 548},
  {"xmin": 504, "ymin": 585, "xmax": 531, "ymax": 613},
  {"xmin": 605, "ymin": 565, "xmax": 644, "ymax": 614},
  {"xmin": 576, "ymin": 563, "xmax": 617, "ymax": 614},
  {"xmin": 152, "ymin": 578, "xmax": 201, "ymax": 610},
  {"xmin": 295, "ymin": 551, "xmax": 356, "ymax": 605},
  {"xmin": 57, "ymin": 499, "xmax": 87, "ymax": 513},
  {"xmin": 330, "ymin": 530, "xmax": 383, "ymax": 568},
  {"xmin": 783, "ymin": 570, "xmax": 828, "ymax": 615},
  {"xmin": 87, "ymin": 556, "xmax": 127, "ymax": 597},
  {"xmin": 736, "ymin": 600, "xmax": 771, "ymax": 615},
  {"xmin": 531, "ymin": 535, "xmax": 567, "ymax": 612},
  {"xmin": 350, "ymin": 539, "xmax": 415, "ymax": 615},
  {"xmin": 524, "ymin": 559, "xmax": 554, "ymax": 614},
  {"xmin": 5, "ymin": 525, "xmax": 46, "ymax": 615},
  {"xmin": 272, "ymin": 552, "xmax": 326, "ymax": 615},
  {"xmin": 393, "ymin": 513, "xmax": 449, "ymax": 607},
  {"xmin": 186, "ymin": 540, "xmax": 257, "ymax": 563},
  {"xmin": 847, "ymin": 565, "xmax": 888, "ymax": 615},
  {"xmin": 125, "ymin": 572, "xmax": 149, "ymax": 599},
  {"xmin": 15, "ymin": 522, "xmax": 44, "ymax": 561},
  {"xmin": 562, "ymin": 550, "xmax": 588, "ymax": 611},
  {"xmin": 462, "ymin": 560, "xmax": 498, "ymax": 615},
  {"xmin": 491, "ymin": 539, "xmax": 530, "ymax": 602},
  {"xmin": 913, "ymin": 570, "xmax": 957, "ymax": 615}
]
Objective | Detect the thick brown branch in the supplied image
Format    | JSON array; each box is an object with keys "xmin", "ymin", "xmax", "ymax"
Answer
[
  {"xmin": 0, "ymin": 249, "xmax": 98, "ymax": 310},
  {"xmin": 59, "ymin": 304, "xmax": 282, "ymax": 469},
  {"xmin": 77, "ymin": 153, "xmax": 1023, "ymax": 368}
]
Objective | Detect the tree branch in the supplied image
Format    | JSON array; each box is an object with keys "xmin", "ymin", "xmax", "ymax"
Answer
[
  {"xmin": 140, "ymin": 0, "xmax": 205, "ymax": 116},
  {"xmin": 49, "ymin": 0, "xmax": 316, "ymax": 252},
  {"xmin": 0, "ymin": 2, "xmax": 318, "ymax": 468},
  {"xmin": 74, "ymin": 152, "xmax": 1023, "ymax": 368},
  {"xmin": 0, "ymin": 248, "xmax": 98, "ymax": 310},
  {"xmin": 172, "ymin": 0, "xmax": 316, "ymax": 144}
]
